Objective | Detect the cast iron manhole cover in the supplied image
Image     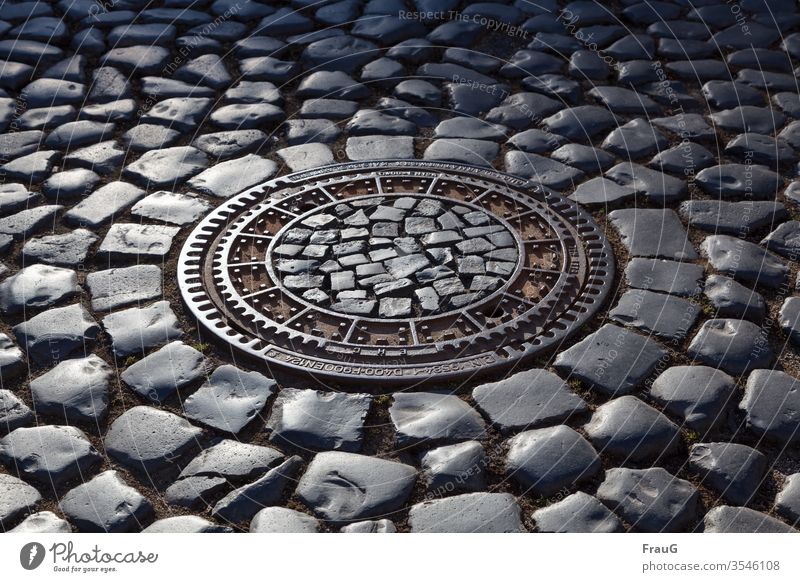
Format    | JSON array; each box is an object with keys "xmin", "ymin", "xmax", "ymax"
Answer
[{"xmin": 178, "ymin": 161, "xmax": 614, "ymax": 385}]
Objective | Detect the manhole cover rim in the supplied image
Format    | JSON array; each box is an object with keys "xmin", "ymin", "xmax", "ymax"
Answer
[{"xmin": 178, "ymin": 160, "xmax": 615, "ymax": 385}]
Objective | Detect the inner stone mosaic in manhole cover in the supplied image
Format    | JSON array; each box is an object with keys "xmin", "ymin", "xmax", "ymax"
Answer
[
  {"xmin": 271, "ymin": 194, "xmax": 521, "ymax": 318},
  {"xmin": 178, "ymin": 161, "xmax": 614, "ymax": 384}
]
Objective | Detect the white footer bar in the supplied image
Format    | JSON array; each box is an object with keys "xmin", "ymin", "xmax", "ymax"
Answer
[{"xmin": 1, "ymin": 533, "xmax": 797, "ymax": 581}]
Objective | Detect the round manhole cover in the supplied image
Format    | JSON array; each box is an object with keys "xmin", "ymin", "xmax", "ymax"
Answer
[{"xmin": 178, "ymin": 161, "xmax": 614, "ymax": 385}]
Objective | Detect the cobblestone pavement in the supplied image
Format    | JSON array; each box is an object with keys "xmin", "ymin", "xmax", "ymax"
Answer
[{"xmin": 2, "ymin": 0, "xmax": 800, "ymax": 533}]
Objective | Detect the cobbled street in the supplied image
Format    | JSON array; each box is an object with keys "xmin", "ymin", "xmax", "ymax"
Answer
[{"xmin": 2, "ymin": 0, "xmax": 800, "ymax": 534}]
